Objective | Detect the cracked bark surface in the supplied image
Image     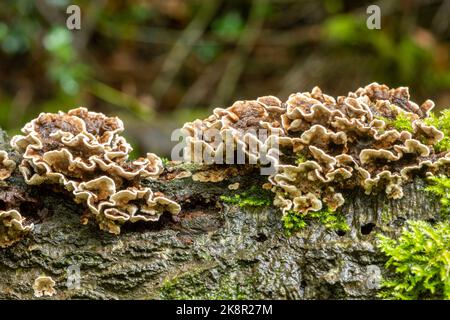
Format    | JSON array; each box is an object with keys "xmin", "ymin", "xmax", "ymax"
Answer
[{"xmin": 0, "ymin": 129, "xmax": 441, "ymax": 299}]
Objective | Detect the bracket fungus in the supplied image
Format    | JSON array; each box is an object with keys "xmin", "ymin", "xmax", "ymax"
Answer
[
  {"xmin": 11, "ymin": 107, "xmax": 180, "ymax": 234},
  {"xmin": 180, "ymin": 83, "xmax": 450, "ymax": 218},
  {"xmin": 32, "ymin": 276, "xmax": 56, "ymax": 297},
  {"xmin": 181, "ymin": 96, "xmax": 285, "ymax": 166},
  {"xmin": 271, "ymin": 83, "xmax": 448, "ymax": 214},
  {"xmin": 0, "ymin": 151, "xmax": 15, "ymax": 180},
  {"xmin": 0, "ymin": 209, "xmax": 33, "ymax": 248}
]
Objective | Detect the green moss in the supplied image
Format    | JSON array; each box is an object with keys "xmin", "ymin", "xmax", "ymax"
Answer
[
  {"xmin": 295, "ymin": 153, "xmax": 307, "ymax": 165},
  {"xmin": 160, "ymin": 157, "xmax": 170, "ymax": 167},
  {"xmin": 425, "ymin": 175, "xmax": 450, "ymax": 216},
  {"xmin": 283, "ymin": 206, "xmax": 350, "ymax": 236},
  {"xmin": 282, "ymin": 212, "xmax": 307, "ymax": 235},
  {"xmin": 376, "ymin": 112, "xmax": 414, "ymax": 133},
  {"xmin": 220, "ymin": 185, "xmax": 273, "ymax": 208},
  {"xmin": 377, "ymin": 220, "xmax": 450, "ymax": 300},
  {"xmin": 381, "ymin": 204, "xmax": 392, "ymax": 224},
  {"xmin": 435, "ymin": 137, "xmax": 450, "ymax": 153},
  {"xmin": 424, "ymin": 110, "xmax": 450, "ymax": 153}
]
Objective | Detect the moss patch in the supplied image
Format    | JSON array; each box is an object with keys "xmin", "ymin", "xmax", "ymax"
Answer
[
  {"xmin": 376, "ymin": 112, "xmax": 414, "ymax": 133},
  {"xmin": 425, "ymin": 175, "xmax": 450, "ymax": 216},
  {"xmin": 282, "ymin": 206, "xmax": 350, "ymax": 236},
  {"xmin": 220, "ymin": 185, "xmax": 273, "ymax": 208},
  {"xmin": 424, "ymin": 110, "xmax": 450, "ymax": 153},
  {"xmin": 377, "ymin": 220, "xmax": 450, "ymax": 300},
  {"xmin": 160, "ymin": 157, "xmax": 170, "ymax": 167},
  {"xmin": 295, "ymin": 153, "xmax": 307, "ymax": 165}
]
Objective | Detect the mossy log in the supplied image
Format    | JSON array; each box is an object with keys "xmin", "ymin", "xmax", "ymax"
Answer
[{"xmin": 0, "ymin": 129, "xmax": 441, "ymax": 300}]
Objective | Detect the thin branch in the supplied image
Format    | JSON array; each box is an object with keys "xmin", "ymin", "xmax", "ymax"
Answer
[{"xmin": 431, "ymin": 0, "xmax": 450, "ymax": 35}]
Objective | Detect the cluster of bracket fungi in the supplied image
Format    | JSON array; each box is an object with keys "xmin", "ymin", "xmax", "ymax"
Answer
[
  {"xmin": 8, "ymin": 107, "xmax": 180, "ymax": 236},
  {"xmin": 182, "ymin": 82, "xmax": 450, "ymax": 215},
  {"xmin": 1, "ymin": 83, "xmax": 449, "ymax": 248},
  {"xmin": 181, "ymin": 96, "xmax": 285, "ymax": 165}
]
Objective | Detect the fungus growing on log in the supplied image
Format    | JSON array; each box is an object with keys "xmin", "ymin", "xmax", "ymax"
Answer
[
  {"xmin": 180, "ymin": 83, "xmax": 449, "ymax": 217},
  {"xmin": 272, "ymin": 83, "xmax": 448, "ymax": 214},
  {"xmin": 32, "ymin": 276, "xmax": 56, "ymax": 297},
  {"xmin": 11, "ymin": 107, "xmax": 180, "ymax": 234},
  {"xmin": 0, "ymin": 151, "xmax": 15, "ymax": 180},
  {"xmin": 0, "ymin": 210, "xmax": 33, "ymax": 248},
  {"xmin": 181, "ymin": 96, "xmax": 285, "ymax": 165}
]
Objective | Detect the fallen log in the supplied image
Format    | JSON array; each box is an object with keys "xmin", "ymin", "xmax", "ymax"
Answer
[{"xmin": 0, "ymin": 128, "xmax": 441, "ymax": 299}]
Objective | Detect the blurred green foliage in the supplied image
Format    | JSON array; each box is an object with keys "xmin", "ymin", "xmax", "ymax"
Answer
[
  {"xmin": 0, "ymin": 1, "xmax": 88, "ymax": 92},
  {"xmin": 44, "ymin": 27, "xmax": 89, "ymax": 95},
  {"xmin": 212, "ymin": 11, "xmax": 245, "ymax": 41},
  {"xmin": 323, "ymin": 13, "xmax": 450, "ymax": 92}
]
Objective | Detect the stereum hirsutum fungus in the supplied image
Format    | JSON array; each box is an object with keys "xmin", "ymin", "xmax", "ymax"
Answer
[
  {"xmin": 181, "ymin": 83, "xmax": 450, "ymax": 219},
  {"xmin": 32, "ymin": 275, "xmax": 56, "ymax": 297},
  {"xmin": 11, "ymin": 107, "xmax": 180, "ymax": 234},
  {"xmin": 181, "ymin": 96, "xmax": 285, "ymax": 166},
  {"xmin": 0, "ymin": 151, "xmax": 16, "ymax": 181},
  {"xmin": 0, "ymin": 151, "xmax": 34, "ymax": 248}
]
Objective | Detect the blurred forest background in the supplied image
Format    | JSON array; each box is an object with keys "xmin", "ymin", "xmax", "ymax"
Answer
[{"xmin": 0, "ymin": 0, "xmax": 449, "ymax": 157}]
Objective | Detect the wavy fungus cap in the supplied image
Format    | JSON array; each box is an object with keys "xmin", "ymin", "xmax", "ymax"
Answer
[
  {"xmin": 32, "ymin": 276, "xmax": 56, "ymax": 297},
  {"xmin": 11, "ymin": 107, "xmax": 180, "ymax": 234},
  {"xmin": 0, "ymin": 151, "xmax": 16, "ymax": 180}
]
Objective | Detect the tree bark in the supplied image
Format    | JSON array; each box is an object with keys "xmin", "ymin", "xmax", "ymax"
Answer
[{"xmin": 0, "ymin": 129, "xmax": 441, "ymax": 300}]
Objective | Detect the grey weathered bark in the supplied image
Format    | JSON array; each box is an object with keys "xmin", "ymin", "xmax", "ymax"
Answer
[{"xmin": 0, "ymin": 129, "xmax": 441, "ymax": 299}]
